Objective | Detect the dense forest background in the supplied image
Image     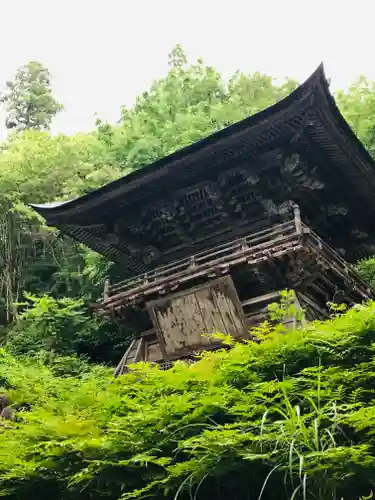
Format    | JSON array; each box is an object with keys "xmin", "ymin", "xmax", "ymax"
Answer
[{"xmin": 1, "ymin": 45, "xmax": 375, "ymax": 499}]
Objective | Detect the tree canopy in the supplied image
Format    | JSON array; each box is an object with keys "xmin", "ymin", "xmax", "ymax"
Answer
[{"xmin": 0, "ymin": 61, "xmax": 63, "ymax": 131}]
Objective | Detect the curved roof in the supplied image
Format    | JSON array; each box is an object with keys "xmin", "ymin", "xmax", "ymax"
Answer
[
  {"xmin": 30, "ymin": 64, "xmax": 375, "ymax": 272},
  {"xmin": 30, "ymin": 65, "xmax": 334, "ymax": 215}
]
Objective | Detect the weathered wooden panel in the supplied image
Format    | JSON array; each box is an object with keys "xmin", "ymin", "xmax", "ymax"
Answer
[
  {"xmin": 211, "ymin": 279, "xmax": 248, "ymax": 336},
  {"xmin": 148, "ymin": 276, "xmax": 247, "ymax": 359},
  {"xmin": 146, "ymin": 342, "xmax": 163, "ymax": 362}
]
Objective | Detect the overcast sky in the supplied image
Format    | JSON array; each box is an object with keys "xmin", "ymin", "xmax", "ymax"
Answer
[{"xmin": 0, "ymin": 0, "xmax": 374, "ymax": 138}]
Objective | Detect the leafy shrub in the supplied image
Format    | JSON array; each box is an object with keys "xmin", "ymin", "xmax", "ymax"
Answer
[
  {"xmin": 0, "ymin": 304, "xmax": 375, "ymax": 498},
  {"xmin": 6, "ymin": 293, "xmax": 132, "ymax": 364},
  {"xmin": 356, "ymin": 257, "xmax": 375, "ymax": 290},
  {"xmin": 7, "ymin": 293, "xmax": 97, "ymax": 356},
  {"xmin": 25, "ymin": 350, "xmax": 94, "ymax": 378}
]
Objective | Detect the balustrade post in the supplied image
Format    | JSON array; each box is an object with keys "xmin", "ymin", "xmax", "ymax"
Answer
[
  {"xmin": 189, "ymin": 256, "xmax": 196, "ymax": 269},
  {"xmin": 292, "ymin": 203, "xmax": 302, "ymax": 236},
  {"xmin": 103, "ymin": 277, "xmax": 110, "ymax": 302}
]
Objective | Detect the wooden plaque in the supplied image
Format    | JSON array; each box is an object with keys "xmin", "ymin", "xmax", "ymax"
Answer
[{"xmin": 147, "ymin": 276, "xmax": 247, "ymax": 360}]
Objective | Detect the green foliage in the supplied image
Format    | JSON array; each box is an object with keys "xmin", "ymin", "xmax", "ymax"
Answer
[
  {"xmin": 117, "ymin": 45, "xmax": 299, "ymax": 169},
  {"xmin": 0, "ymin": 61, "xmax": 63, "ymax": 131},
  {"xmin": 0, "ymin": 305, "xmax": 374, "ymax": 498},
  {"xmin": 0, "ymin": 130, "xmax": 121, "ymax": 204},
  {"xmin": 6, "ymin": 293, "xmax": 131, "ymax": 365},
  {"xmin": 268, "ymin": 290, "xmax": 305, "ymax": 323},
  {"xmin": 335, "ymin": 77, "xmax": 375, "ymax": 154},
  {"xmin": 356, "ymin": 258, "xmax": 375, "ymax": 290},
  {"xmin": 7, "ymin": 293, "xmax": 96, "ymax": 356}
]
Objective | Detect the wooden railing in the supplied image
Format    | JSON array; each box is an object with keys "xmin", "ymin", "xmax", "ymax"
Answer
[
  {"xmin": 110, "ymin": 221, "xmax": 296, "ymax": 294},
  {"xmin": 98, "ymin": 206, "xmax": 304, "ymax": 312}
]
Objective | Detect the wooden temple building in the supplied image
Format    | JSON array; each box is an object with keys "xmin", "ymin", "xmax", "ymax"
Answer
[{"xmin": 31, "ymin": 64, "xmax": 375, "ymax": 374}]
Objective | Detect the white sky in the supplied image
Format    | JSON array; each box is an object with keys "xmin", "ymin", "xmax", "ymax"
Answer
[{"xmin": 0, "ymin": 0, "xmax": 374, "ymax": 138}]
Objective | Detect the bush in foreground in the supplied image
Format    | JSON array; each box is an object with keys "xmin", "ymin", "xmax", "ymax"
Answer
[{"xmin": 1, "ymin": 304, "xmax": 375, "ymax": 498}]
